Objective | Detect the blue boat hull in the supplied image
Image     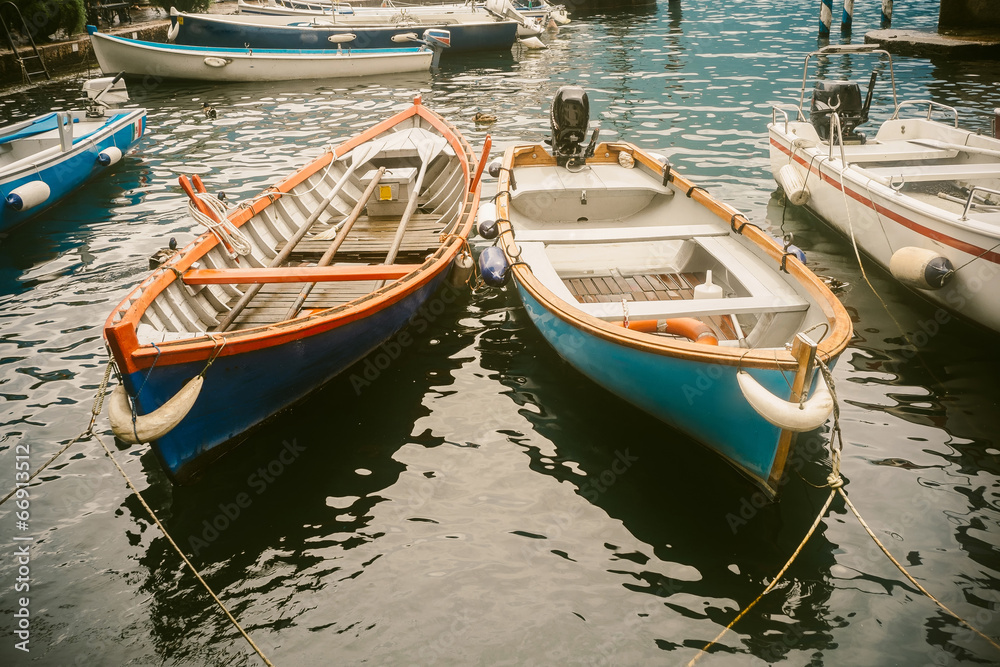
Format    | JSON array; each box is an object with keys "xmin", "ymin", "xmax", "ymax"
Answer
[
  {"xmin": 516, "ymin": 284, "xmax": 817, "ymax": 488},
  {"xmin": 173, "ymin": 14, "xmax": 518, "ymax": 53},
  {"xmin": 121, "ymin": 271, "xmax": 449, "ymax": 482},
  {"xmin": 0, "ymin": 111, "xmax": 145, "ymax": 235}
]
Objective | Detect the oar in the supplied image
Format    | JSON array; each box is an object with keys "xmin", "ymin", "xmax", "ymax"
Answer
[
  {"xmin": 283, "ymin": 167, "xmax": 386, "ymax": 320},
  {"xmin": 216, "ymin": 137, "xmax": 389, "ymax": 332},
  {"xmin": 376, "ymin": 132, "xmax": 449, "ymax": 289},
  {"xmin": 179, "ymin": 174, "xmax": 239, "ymax": 261}
]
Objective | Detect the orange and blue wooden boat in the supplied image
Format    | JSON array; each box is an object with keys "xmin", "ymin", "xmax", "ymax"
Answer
[{"xmin": 104, "ymin": 98, "xmax": 481, "ymax": 482}]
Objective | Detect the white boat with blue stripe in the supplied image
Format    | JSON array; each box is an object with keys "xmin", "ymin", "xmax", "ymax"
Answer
[
  {"xmin": 87, "ymin": 25, "xmax": 446, "ymax": 82},
  {"xmin": 0, "ymin": 75, "xmax": 145, "ymax": 235}
]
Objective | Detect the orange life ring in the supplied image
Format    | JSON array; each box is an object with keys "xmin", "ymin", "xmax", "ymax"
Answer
[{"xmin": 617, "ymin": 317, "xmax": 719, "ymax": 345}]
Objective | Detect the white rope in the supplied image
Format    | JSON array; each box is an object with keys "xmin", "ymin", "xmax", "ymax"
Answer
[{"xmin": 187, "ymin": 192, "xmax": 252, "ymax": 259}]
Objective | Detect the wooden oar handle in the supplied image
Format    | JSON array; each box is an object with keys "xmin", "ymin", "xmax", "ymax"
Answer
[
  {"xmin": 178, "ymin": 175, "xmax": 220, "ymax": 222},
  {"xmin": 470, "ymin": 134, "xmax": 492, "ymax": 193},
  {"xmin": 191, "ymin": 174, "xmax": 209, "ymax": 194}
]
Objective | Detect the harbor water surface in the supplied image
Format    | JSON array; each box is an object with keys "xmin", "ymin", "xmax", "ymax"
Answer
[{"xmin": 1, "ymin": 0, "xmax": 999, "ymax": 664}]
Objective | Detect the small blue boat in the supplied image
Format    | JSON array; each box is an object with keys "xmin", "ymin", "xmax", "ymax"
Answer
[
  {"xmin": 0, "ymin": 77, "xmax": 145, "ymax": 235},
  {"xmin": 169, "ymin": 8, "xmax": 519, "ymax": 53},
  {"xmin": 485, "ymin": 87, "xmax": 853, "ymax": 496}
]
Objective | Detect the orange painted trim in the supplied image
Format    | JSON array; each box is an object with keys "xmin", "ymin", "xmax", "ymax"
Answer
[
  {"xmin": 182, "ymin": 265, "xmax": 416, "ymax": 284},
  {"xmin": 104, "ymin": 100, "xmax": 481, "ymax": 377},
  {"xmin": 495, "ymin": 142, "xmax": 852, "ymax": 371}
]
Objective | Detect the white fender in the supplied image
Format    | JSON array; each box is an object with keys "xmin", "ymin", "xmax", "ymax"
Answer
[
  {"xmin": 108, "ymin": 376, "xmax": 203, "ymax": 444},
  {"xmin": 777, "ymin": 163, "xmax": 809, "ymax": 206},
  {"xmin": 328, "ymin": 33, "xmax": 357, "ymax": 43},
  {"xmin": 5, "ymin": 181, "xmax": 50, "ymax": 211},
  {"xmin": 167, "ymin": 20, "xmax": 180, "ymax": 42},
  {"xmin": 390, "ymin": 32, "xmax": 418, "ymax": 43},
  {"xmin": 98, "ymin": 146, "xmax": 123, "ymax": 166},
  {"xmin": 889, "ymin": 246, "xmax": 954, "ymax": 290},
  {"xmin": 519, "ymin": 36, "xmax": 547, "ymax": 49},
  {"xmin": 447, "ymin": 251, "xmax": 474, "ymax": 288},
  {"xmin": 203, "ymin": 57, "xmax": 229, "ymax": 68},
  {"xmin": 736, "ymin": 370, "xmax": 833, "ymax": 432}
]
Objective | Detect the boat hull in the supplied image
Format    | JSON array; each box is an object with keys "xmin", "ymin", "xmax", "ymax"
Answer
[
  {"xmin": 769, "ymin": 124, "xmax": 1000, "ymax": 335},
  {"xmin": 516, "ymin": 284, "xmax": 816, "ymax": 490},
  {"xmin": 173, "ymin": 12, "xmax": 518, "ymax": 53},
  {"xmin": 119, "ymin": 271, "xmax": 449, "ymax": 482},
  {"xmin": 89, "ymin": 29, "xmax": 432, "ymax": 82},
  {"xmin": 0, "ymin": 111, "xmax": 145, "ymax": 234}
]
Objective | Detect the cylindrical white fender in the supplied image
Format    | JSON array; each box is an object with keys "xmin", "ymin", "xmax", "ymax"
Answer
[
  {"xmin": 97, "ymin": 146, "xmax": 123, "ymax": 167},
  {"xmin": 447, "ymin": 251, "xmax": 474, "ymax": 288},
  {"xmin": 390, "ymin": 32, "xmax": 418, "ymax": 42},
  {"xmin": 108, "ymin": 376, "xmax": 204, "ymax": 444},
  {"xmin": 167, "ymin": 20, "xmax": 180, "ymax": 42},
  {"xmin": 328, "ymin": 33, "xmax": 357, "ymax": 43},
  {"xmin": 777, "ymin": 163, "xmax": 810, "ymax": 206},
  {"xmin": 737, "ymin": 370, "xmax": 833, "ymax": 432},
  {"xmin": 203, "ymin": 57, "xmax": 229, "ymax": 68},
  {"xmin": 5, "ymin": 181, "xmax": 50, "ymax": 211},
  {"xmin": 889, "ymin": 246, "xmax": 954, "ymax": 290}
]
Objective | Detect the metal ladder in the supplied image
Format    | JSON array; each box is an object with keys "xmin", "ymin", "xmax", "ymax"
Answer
[{"xmin": 0, "ymin": 1, "xmax": 51, "ymax": 84}]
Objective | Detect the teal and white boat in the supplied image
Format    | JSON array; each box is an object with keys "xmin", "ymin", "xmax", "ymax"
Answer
[{"xmin": 483, "ymin": 87, "xmax": 853, "ymax": 496}]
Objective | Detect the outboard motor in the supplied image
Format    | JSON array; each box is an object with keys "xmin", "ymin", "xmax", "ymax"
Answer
[
  {"xmin": 549, "ymin": 86, "xmax": 591, "ymax": 167},
  {"xmin": 810, "ymin": 72, "xmax": 876, "ymax": 144}
]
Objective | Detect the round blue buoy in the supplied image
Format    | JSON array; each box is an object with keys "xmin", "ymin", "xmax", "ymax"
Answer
[
  {"xmin": 478, "ymin": 246, "xmax": 510, "ymax": 287},
  {"xmin": 787, "ymin": 244, "xmax": 807, "ymax": 264},
  {"xmin": 478, "ymin": 216, "xmax": 499, "ymax": 240}
]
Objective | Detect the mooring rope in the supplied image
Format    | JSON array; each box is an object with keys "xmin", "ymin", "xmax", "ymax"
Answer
[
  {"xmin": 92, "ymin": 432, "xmax": 275, "ymax": 666},
  {"xmin": 687, "ymin": 363, "xmax": 1000, "ymax": 663},
  {"xmin": 0, "ymin": 359, "xmax": 114, "ymax": 508},
  {"xmin": 1, "ymin": 358, "xmax": 275, "ymax": 665}
]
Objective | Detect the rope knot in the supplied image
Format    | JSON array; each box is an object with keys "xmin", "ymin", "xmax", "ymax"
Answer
[{"xmin": 826, "ymin": 473, "xmax": 844, "ymax": 489}]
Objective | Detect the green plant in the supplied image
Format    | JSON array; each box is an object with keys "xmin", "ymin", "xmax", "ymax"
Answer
[
  {"xmin": 13, "ymin": 0, "xmax": 86, "ymax": 41},
  {"xmin": 151, "ymin": 0, "xmax": 210, "ymax": 14}
]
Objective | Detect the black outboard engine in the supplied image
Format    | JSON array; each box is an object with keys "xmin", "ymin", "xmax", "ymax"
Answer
[
  {"xmin": 810, "ymin": 72, "xmax": 876, "ymax": 144},
  {"xmin": 549, "ymin": 86, "xmax": 590, "ymax": 167}
]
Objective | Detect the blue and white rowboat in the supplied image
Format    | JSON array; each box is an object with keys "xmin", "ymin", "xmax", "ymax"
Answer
[
  {"xmin": 0, "ymin": 76, "xmax": 145, "ymax": 235},
  {"xmin": 487, "ymin": 88, "xmax": 853, "ymax": 497}
]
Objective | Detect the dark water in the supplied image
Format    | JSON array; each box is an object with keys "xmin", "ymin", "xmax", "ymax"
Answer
[{"xmin": 2, "ymin": 1, "xmax": 999, "ymax": 664}]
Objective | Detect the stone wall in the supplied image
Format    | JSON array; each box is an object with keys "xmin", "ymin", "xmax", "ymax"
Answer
[{"xmin": 940, "ymin": 0, "xmax": 1000, "ymax": 30}]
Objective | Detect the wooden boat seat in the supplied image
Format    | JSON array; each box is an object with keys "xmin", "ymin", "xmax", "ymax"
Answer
[
  {"xmin": 860, "ymin": 162, "xmax": 1000, "ymax": 184},
  {"xmin": 511, "ymin": 223, "xmax": 728, "ymax": 244},
  {"xmin": 838, "ymin": 141, "xmax": 959, "ymax": 163},
  {"xmin": 517, "ymin": 237, "xmax": 809, "ymax": 321}
]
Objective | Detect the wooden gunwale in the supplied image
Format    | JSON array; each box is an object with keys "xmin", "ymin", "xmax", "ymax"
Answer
[
  {"xmin": 105, "ymin": 100, "xmax": 478, "ymax": 376},
  {"xmin": 496, "ymin": 142, "xmax": 852, "ymax": 371}
]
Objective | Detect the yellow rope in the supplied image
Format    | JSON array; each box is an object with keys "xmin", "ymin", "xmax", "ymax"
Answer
[
  {"xmin": 686, "ymin": 487, "xmax": 838, "ymax": 666},
  {"xmin": 837, "ymin": 487, "xmax": 1000, "ymax": 652},
  {"xmin": 93, "ymin": 432, "xmax": 275, "ymax": 666}
]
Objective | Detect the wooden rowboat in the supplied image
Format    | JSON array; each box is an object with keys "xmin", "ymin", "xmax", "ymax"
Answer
[
  {"xmin": 104, "ymin": 98, "xmax": 482, "ymax": 482},
  {"xmin": 769, "ymin": 44, "xmax": 1000, "ymax": 335},
  {"xmin": 485, "ymin": 87, "xmax": 852, "ymax": 497},
  {"xmin": 87, "ymin": 25, "xmax": 442, "ymax": 83}
]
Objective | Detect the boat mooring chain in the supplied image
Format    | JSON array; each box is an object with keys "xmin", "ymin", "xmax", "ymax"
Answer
[
  {"xmin": 686, "ymin": 363, "xmax": 1000, "ymax": 665},
  {"xmin": 0, "ymin": 357, "xmax": 275, "ymax": 665}
]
